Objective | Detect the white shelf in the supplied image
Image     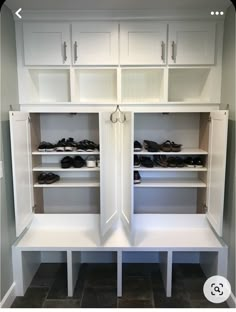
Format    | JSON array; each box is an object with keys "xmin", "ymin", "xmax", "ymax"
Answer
[
  {"xmin": 32, "ymin": 150, "xmax": 99, "ymax": 155},
  {"xmin": 134, "ymin": 148, "xmax": 208, "ymax": 155},
  {"xmin": 134, "ymin": 178, "xmax": 206, "ymax": 188},
  {"xmin": 135, "ymin": 166, "xmax": 207, "ymax": 172},
  {"xmin": 33, "ymin": 164, "xmax": 99, "ymax": 172},
  {"xmin": 34, "ymin": 178, "xmax": 100, "ymax": 188}
]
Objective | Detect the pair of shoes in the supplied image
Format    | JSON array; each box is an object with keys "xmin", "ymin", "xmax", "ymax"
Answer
[
  {"xmin": 134, "ymin": 141, "xmax": 142, "ymax": 151},
  {"xmin": 143, "ymin": 140, "xmax": 160, "ymax": 152},
  {"xmin": 160, "ymin": 140, "xmax": 182, "ymax": 152},
  {"xmin": 167, "ymin": 157, "xmax": 185, "ymax": 168},
  {"xmin": 77, "ymin": 140, "xmax": 98, "ymax": 152},
  {"xmin": 153, "ymin": 155, "xmax": 168, "ymax": 167},
  {"xmin": 61, "ymin": 156, "xmax": 85, "ymax": 168},
  {"xmin": 134, "ymin": 156, "xmax": 154, "ymax": 168},
  {"xmin": 134, "ymin": 171, "xmax": 141, "ymax": 184},
  {"xmin": 185, "ymin": 157, "xmax": 203, "ymax": 168},
  {"xmin": 56, "ymin": 138, "xmax": 77, "ymax": 152},
  {"xmin": 38, "ymin": 172, "xmax": 60, "ymax": 184},
  {"xmin": 38, "ymin": 141, "xmax": 55, "ymax": 152}
]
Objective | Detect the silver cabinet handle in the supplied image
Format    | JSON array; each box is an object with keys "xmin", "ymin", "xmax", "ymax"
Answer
[
  {"xmin": 171, "ymin": 41, "xmax": 176, "ymax": 62},
  {"xmin": 161, "ymin": 41, "xmax": 165, "ymax": 62},
  {"xmin": 63, "ymin": 41, "xmax": 67, "ymax": 62},
  {"xmin": 74, "ymin": 41, "xmax": 78, "ymax": 63}
]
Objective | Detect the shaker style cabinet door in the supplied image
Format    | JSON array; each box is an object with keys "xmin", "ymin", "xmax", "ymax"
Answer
[
  {"xmin": 72, "ymin": 22, "xmax": 119, "ymax": 65},
  {"xmin": 23, "ymin": 23, "xmax": 71, "ymax": 65},
  {"xmin": 9, "ymin": 112, "xmax": 34, "ymax": 237},
  {"xmin": 168, "ymin": 22, "xmax": 216, "ymax": 65},
  {"xmin": 120, "ymin": 22, "xmax": 167, "ymax": 65},
  {"xmin": 206, "ymin": 111, "xmax": 228, "ymax": 237}
]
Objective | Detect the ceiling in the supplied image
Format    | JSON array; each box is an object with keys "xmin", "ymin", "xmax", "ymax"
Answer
[{"xmin": 4, "ymin": 0, "xmax": 232, "ymax": 11}]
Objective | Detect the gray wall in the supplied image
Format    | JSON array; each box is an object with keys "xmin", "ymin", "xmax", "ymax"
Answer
[
  {"xmin": 221, "ymin": 4, "xmax": 235, "ymax": 296},
  {"xmin": 0, "ymin": 4, "xmax": 19, "ymax": 301}
]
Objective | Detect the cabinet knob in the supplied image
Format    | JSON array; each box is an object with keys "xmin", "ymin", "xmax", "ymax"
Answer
[{"xmin": 74, "ymin": 41, "xmax": 78, "ymax": 63}]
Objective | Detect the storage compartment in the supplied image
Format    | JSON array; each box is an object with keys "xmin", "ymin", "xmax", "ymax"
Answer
[
  {"xmin": 27, "ymin": 69, "xmax": 71, "ymax": 103},
  {"xmin": 168, "ymin": 68, "xmax": 212, "ymax": 102},
  {"xmin": 121, "ymin": 68, "xmax": 165, "ymax": 103},
  {"xmin": 73, "ymin": 68, "xmax": 117, "ymax": 103}
]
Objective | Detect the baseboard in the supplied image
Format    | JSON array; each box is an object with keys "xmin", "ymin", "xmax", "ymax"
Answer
[
  {"xmin": 0, "ymin": 282, "xmax": 16, "ymax": 308},
  {"xmin": 227, "ymin": 292, "xmax": 236, "ymax": 308}
]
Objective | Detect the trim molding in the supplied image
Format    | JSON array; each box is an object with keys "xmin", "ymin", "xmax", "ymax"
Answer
[
  {"xmin": 0, "ymin": 282, "xmax": 16, "ymax": 308},
  {"xmin": 227, "ymin": 292, "xmax": 236, "ymax": 309}
]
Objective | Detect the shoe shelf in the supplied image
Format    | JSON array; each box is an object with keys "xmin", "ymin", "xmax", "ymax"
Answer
[
  {"xmin": 34, "ymin": 177, "xmax": 100, "ymax": 188},
  {"xmin": 32, "ymin": 150, "xmax": 100, "ymax": 156},
  {"xmin": 33, "ymin": 164, "xmax": 100, "ymax": 172},
  {"xmin": 134, "ymin": 177, "xmax": 206, "ymax": 188},
  {"xmin": 134, "ymin": 166, "xmax": 207, "ymax": 172},
  {"xmin": 133, "ymin": 148, "xmax": 208, "ymax": 155}
]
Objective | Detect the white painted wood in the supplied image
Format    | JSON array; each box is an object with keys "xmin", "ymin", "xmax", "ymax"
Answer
[
  {"xmin": 10, "ymin": 112, "xmax": 34, "ymax": 237},
  {"xmin": 120, "ymin": 22, "xmax": 167, "ymax": 65},
  {"xmin": 168, "ymin": 22, "xmax": 216, "ymax": 65},
  {"xmin": 206, "ymin": 111, "xmax": 228, "ymax": 237},
  {"xmin": 23, "ymin": 23, "xmax": 71, "ymax": 65},
  {"xmin": 34, "ymin": 177, "xmax": 100, "ymax": 188},
  {"xmin": 136, "ymin": 167, "xmax": 207, "ymax": 172},
  {"xmin": 0, "ymin": 161, "xmax": 3, "ymax": 179},
  {"xmin": 134, "ymin": 148, "xmax": 208, "ymax": 155},
  {"xmin": 120, "ymin": 113, "xmax": 133, "ymax": 236},
  {"xmin": 0, "ymin": 282, "xmax": 16, "ymax": 308},
  {"xmin": 72, "ymin": 22, "xmax": 118, "ymax": 65},
  {"xmin": 117, "ymin": 251, "xmax": 122, "ymax": 297},
  {"xmin": 32, "ymin": 151, "xmax": 99, "ymax": 155},
  {"xmin": 33, "ymin": 164, "xmax": 100, "ymax": 171},
  {"xmin": 134, "ymin": 177, "xmax": 206, "ymax": 188},
  {"xmin": 67, "ymin": 251, "xmax": 81, "ymax": 296},
  {"xmin": 159, "ymin": 252, "xmax": 172, "ymax": 297},
  {"xmin": 99, "ymin": 113, "xmax": 118, "ymax": 236}
]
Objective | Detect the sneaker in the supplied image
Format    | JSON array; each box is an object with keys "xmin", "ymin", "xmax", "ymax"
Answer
[
  {"xmin": 65, "ymin": 138, "xmax": 77, "ymax": 151},
  {"xmin": 143, "ymin": 140, "xmax": 160, "ymax": 152},
  {"xmin": 73, "ymin": 156, "xmax": 85, "ymax": 168},
  {"xmin": 134, "ymin": 171, "xmax": 141, "ymax": 184},
  {"xmin": 194, "ymin": 157, "xmax": 204, "ymax": 168},
  {"xmin": 38, "ymin": 141, "xmax": 55, "ymax": 152},
  {"xmin": 134, "ymin": 141, "xmax": 142, "ymax": 151},
  {"xmin": 140, "ymin": 156, "xmax": 154, "ymax": 168},
  {"xmin": 56, "ymin": 138, "xmax": 66, "ymax": 151},
  {"xmin": 175, "ymin": 157, "xmax": 185, "ymax": 168},
  {"xmin": 134, "ymin": 155, "xmax": 141, "ymax": 168},
  {"xmin": 77, "ymin": 140, "xmax": 98, "ymax": 152},
  {"xmin": 185, "ymin": 157, "xmax": 194, "ymax": 168},
  {"xmin": 61, "ymin": 156, "xmax": 73, "ymax": 169},
  {"xmin": 167, "ymin": 157, "xmax": 177, "ymax": 168},
  {"xmin": 153, "ymin": 155, "xmax": 168, "ymax": 167},
  {"xmin": 86, "ymin": 156, "xmax": 97, "ymax": 168}
]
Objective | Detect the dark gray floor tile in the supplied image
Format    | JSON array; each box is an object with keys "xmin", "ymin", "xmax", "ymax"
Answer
[
  {"xmin": 154, "ymin": 296, "xmax": 192, "ymax": 308},
  {"xmin": 73, "ymin": 264, "xmax": 87, "ymax": 299},
  {"xmin": 123, "ymin": 263, "xmax": 158, "ymax": 277},
  {"xmin": 81, "ymin": 287, "xmax": 117, "ymax": 308},
  {"xmin": 183, "ymin": 277, "xmax": 206, "ymax": 300},
  {"xmin": 122, "ymin": 276, "xmax": 153, "ymax": 300},
  {"xmin": 190, "ymin": 299, "xmax": 229, "ymax": 308},
  {"xmin": 118, "ymin": 298, "xmax": 153, "ymax": 308},
  {"xmin": 11, "ymin": 287, "xmax": 49, "ymax": 308},
  {"xmin": 46, "ymin": 264, "xmax": 68, "ymax": 299},
  {"xmin": 30, "ymin": 263, "xmax": 62, "ymax": 288},
  {"xmin": 43, "ymin": 299, "xmax": 81, "ymax": 308},
  {"xmin": 177, "ymin": 263, "xmax": 206, "ymax": 278},
  {"xmin": 85, "ymin": 263, "xmax": 117, "ymax": 288}
]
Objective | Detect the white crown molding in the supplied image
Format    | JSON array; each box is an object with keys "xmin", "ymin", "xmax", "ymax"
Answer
[{"xmin": 13, "ymin": 9, "xmax": 225, "ymax": 21}]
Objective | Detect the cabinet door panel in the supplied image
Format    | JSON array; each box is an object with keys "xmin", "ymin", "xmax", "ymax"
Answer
[
  {"xmin": 99, "ymin": 113, "xmax": 118, "ymax": 236},
  {"xmin": 23, "ymin": 23, "xmax": 71, "ymax": 65},
  {"xmin": 206, "ymin": 111, "xmax": 228, "ymax": 236},
  {"xmin": 120, "ymin": 22, "xmax": 167, "ymax": 65},
  {"xmin": 120, "ymin": 113, "xmax": 133, "ymax": 235},
  {"xmin": 168, "ymin": 22, "xmax": 216, "ymax": 65},
  {"xmin": 10, "ymin": 112, "xmax": 34, "ymax": 237},
  {"xmin": 72, "ymin": 22, "xmax": 118, "ymax": 65}
]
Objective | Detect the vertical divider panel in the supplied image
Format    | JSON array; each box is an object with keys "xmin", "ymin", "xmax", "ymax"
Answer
[
  {"xmin": 117, "ymin": 250, "xmax": 122, "ymax": 297},
  {"xmin": 67, "ymin": 250, "xmax": 81, "ymax": 297},
  {"xmin": 70, "ymin": 68, "xmax": 75, "ymax": 103},
  {"xmin": 164, "ymin": 67, "xmax": 169, "ymax": 102},
  {"xmin": 117, "ymin": 67, "xmax": 122, "ymax": 103},
  {"xmin": 159, "ymin": 251, "xmax": 172, "ymax": 297}
]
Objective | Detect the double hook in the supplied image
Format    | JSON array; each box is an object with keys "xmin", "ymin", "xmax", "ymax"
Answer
[{"xmin": 110, "ymin": 105, "xmax": 126, "ymax": 123}]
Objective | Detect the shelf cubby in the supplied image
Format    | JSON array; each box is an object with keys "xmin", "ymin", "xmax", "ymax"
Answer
[
  {"xmin": 34, "ymin": 177, "xmax": 100, "ymax": 188},
  {"xmin": 32, "ymin": 150, "xmax": 100, "ymax": 155},
  {"xmin": 134, "ymin": 166, "xmax": 207, "ymax": 172},
  {"xmin": 134, "ymin": 177, "xmax": 206, "ymax": 188},
  {"xmin": 121, "ymin": 68, "xmax": 165, "ymax": 103},
  {"xmin": 33, "ymin": 164, "xmax": 100, "ymax": 172}
]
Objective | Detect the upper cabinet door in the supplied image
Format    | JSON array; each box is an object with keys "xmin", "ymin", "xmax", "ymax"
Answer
[
  {"xmin": 168, "ymin": 22, "xmax": 216, "ymax": 65},
  {"xmin": 72, "ymin": 22, "xmax": 119, "ymax": 65},
  {"xmin": 206, "ymin": 111, "xmax": 228, "ymax": 237},
  {"xmin": 23, "ymin": 23, "xmax": 71, "ymax": 65},
  {"xmin": 99, "ymin": 112, "xmax": 119, "ymax": 236},
  {"xmin": 9, "ymin": 112, "xmax": 34, "ymax": 237},
  {"xmin": 120, "ymin": 22, "xmax": 167, "ymax": 65}
]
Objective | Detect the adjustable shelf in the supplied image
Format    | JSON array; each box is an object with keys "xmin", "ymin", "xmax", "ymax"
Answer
[
  {"xmin": 32, "ymin": 150, "xmax": 100, "ymax": 156},
  {"xmin": 134, "ymin": 166, "xmax": 207, "ymax": 172},
  {"xmin": 134, "ymin": 178, "xmax": 206, "ymax": 188},
  {"xmin": 34, "ymin": 177, "xmax": 100, "ymax": 188},
  {"xmin": 133, "ymin": 148, "xmax": 208, "ymax": 155},
  {"xmin": 33, "ymin": 164, "xmax": 99, "ymax": 172}
]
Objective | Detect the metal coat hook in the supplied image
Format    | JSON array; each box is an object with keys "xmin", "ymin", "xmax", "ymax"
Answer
[{"xmin": 110, "ymin": 105, "xmax": 126, "ymax": 123}]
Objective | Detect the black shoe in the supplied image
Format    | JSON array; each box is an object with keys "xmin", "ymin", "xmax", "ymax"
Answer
[
  {"xmin": 134, "ymin": 171, "xmax": 141, "ymax": 184},
  {"xmin": 38, "ymin": 172, "xmax": 48, "ymax": 184},
  {"xmin": 153, "ymin": 155, "xmax": 168, "ymax": 167},
  {"xmin": 143, "ymin": 140, "xmax": 160, "ymax": 152},
  {"xmin": 194, "ymin": 157, "xmax": 203, "ymax": 167},
  {"xmin": 38, "ymin": 141, "xmax": 55, "ymax": 152},
  {"xmin": 73, "ymin": 156, "xmax": 85, "ymax": 168},
  {"xmin": 167, "ymin": 157, "xmax": 177, "ymax": 167},
  {"xmin": 185, "ymin": 157, "xmax": 194, "ymax": 168},
  {"xmin": 140, "ymin": 156, "xmax": 154, "ymax": 168},
  {"xmin": 134, "ymin": 155, "xmax": 140, "ymax": 168},
  {"xmin": 175, "ymin": 157, "xmax": 185, "ymax": 167},
  {"xmin": 77, "ymin": 140, "xmax": 98, "ymax": 152},
  {"xmin": 45, "ymin": 173, "xmax": 60, "ymax": 184},
  {"xmin": 65, "ymin": 138, "xmax": 77, "ymax": 151},
  {"xmin": 134, "ymin": 141, "xmax": 142, "ymax": 151},
  {"xmin": 56, "ymin": 138, "xmax": 66, "ymax": 151},
  {"xmin": 61, "ymin": 156, "xmax": 73, "ymax": 168}
]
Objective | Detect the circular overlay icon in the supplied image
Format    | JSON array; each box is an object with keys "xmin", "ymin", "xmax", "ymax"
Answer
[{"xmin": 203, "ymin": 275, "xmax": 231, "ymax": 304}]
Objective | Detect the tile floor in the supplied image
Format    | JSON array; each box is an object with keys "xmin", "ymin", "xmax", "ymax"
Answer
[{"xmin": 11, "ymin": 263, "xmax": 229, "ymax": 308}]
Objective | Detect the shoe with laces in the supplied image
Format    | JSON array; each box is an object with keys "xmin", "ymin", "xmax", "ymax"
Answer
[
  {"xmin": 61, "ymin": 156, "xmax": 73, "ymax": 168},
  {"xmin": 56, "ymin": 138, "xmax": 66, "ymax": 151},
  {"xmin": 134, "ymin": 155, "xmax": 141, "ymax": 168},
  {"xmin": 140, "ymin": 156, "xmax": 154, "ymax": 168},
  {"xmin": 65, "ymin": 138, "xmax": 77, "ymax": 151},
  {"xmin": 134, "ymin": 171, "xmax": 141, "ymax": 184},
  {"xmin": 134, "ymin": 141, "xmax": 142, "ymax": 151}
]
